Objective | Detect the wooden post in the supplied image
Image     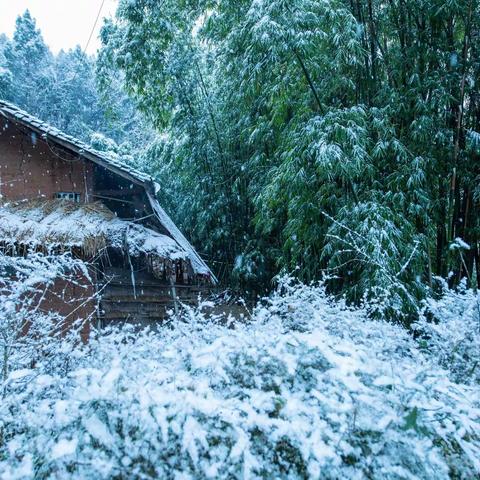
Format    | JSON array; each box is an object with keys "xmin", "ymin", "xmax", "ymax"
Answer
[{"xmin": 170, "ymin": 276, "xmax": 180, "ymax": 318}]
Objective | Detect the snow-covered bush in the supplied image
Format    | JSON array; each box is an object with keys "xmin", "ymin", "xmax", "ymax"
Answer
[
  {"xmin": 1, "ymin": 277, "xmax": 479, "ymax": 479},
  {"xmin": 414, "ymin": 279, "xmax": 480, "ymax": 385},
  {"xmin": 0, "ymin": 252, "xmax": 94, "ymax": 383}
]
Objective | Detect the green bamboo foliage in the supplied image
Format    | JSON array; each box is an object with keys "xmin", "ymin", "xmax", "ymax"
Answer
[{"xmin": 98, "ymin": 0, "xmax": 480, "ymax": 318}]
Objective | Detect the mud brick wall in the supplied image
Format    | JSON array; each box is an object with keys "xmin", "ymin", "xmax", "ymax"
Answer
[{"xmin": 0, "ymin": 121, "xmax": 94, "ymax": 202}]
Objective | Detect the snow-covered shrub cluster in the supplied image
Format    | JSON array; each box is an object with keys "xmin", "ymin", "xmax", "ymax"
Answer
[
  {"xmin": 1, "ymin": 276, "xmax": 479, "ymax": 479},
  {"xmin": 414, "ymin": 279, "xmax": 480, "ymax": 385},
  {"xmin": 0, "ymin": 252, "xmax": 93, "ymax": 382}
]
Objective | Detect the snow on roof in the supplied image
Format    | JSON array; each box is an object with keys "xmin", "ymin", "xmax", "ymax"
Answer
[
  {"xmin": 146, "ymin": 192, "xmax": 215, "ymax": 279},
  {"xmin": 0, "ymin": 100, "xmax": 153, "ymax": 185},
  {"xmin": 0, "ymin": 199, "xmax": 187, "ymax": 263}
]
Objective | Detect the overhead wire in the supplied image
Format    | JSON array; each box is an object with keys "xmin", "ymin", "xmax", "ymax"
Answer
[
  {"xmin": 83, "ymin": 0, "xmax": 107, "ymax": 55},
  {"xmin": 64, "ymin": 0, "xmax": 107, "ymax": 86}
]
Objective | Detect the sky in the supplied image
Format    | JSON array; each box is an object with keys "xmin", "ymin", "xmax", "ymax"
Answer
[{"xmin": 0, "ymin": 0, "xmax": 118, "ymax": 54}]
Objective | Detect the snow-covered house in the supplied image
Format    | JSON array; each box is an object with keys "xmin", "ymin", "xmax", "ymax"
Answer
[{"xmin": 0, "ymin": 100, "xmax": 216, "ymax": 334}]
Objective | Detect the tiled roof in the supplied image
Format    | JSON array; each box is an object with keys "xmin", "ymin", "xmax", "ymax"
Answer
[{"xmin": 0, "ymin": 100, "xmax": 153, "ymax": 186}]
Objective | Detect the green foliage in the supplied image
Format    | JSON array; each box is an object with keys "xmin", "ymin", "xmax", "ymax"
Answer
[
  {"xmin": 96, "ymin": 0, "xmax": 479, "ymax": 315},
  {"xmin": 0, "ymin": 10, "xmax": 154, "ymax": 156},
  {"xmin": 3, "ymin": 11, "xmax": 51, "ymax": 109}
]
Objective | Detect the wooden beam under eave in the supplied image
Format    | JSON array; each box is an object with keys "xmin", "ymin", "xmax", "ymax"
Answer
[{"xmin": 94, "ymin": 189, "xmax": 139, "ymax": 198}]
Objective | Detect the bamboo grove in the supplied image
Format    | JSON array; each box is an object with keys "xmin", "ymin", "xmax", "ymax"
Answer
[{"xmin": 98, "ymin": 0, "xmax": 480, "ymax": 320}]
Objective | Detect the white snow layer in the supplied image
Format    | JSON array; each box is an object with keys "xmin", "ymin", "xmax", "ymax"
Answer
[
  {"xmin": 0, "ymin": 200, "xmax": 187, "ymax": 262},
  {"xmin": 0, "ymin": 278, "xmax": 479, "ymax": 479},
  {"xmin": 147, "ymin": 191, "xmax": 213, "ymax": 277}
]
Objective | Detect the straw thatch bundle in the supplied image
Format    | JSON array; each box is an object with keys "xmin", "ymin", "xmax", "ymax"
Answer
[{"xmin": 0, "ymin": 200, "xmax": 188, "ymax": 266}]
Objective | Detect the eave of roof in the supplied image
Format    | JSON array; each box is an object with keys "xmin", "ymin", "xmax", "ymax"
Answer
[{"xmin": 146, "ymin": 191, "xmax": 217, "ymax": 281}]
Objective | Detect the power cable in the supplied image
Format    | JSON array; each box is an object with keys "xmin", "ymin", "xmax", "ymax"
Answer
[
  {"xmin": 59, "ymin": 0, "xmax": 107, "ymax": 102},
  {"xmin": 83, "ymin": 0, "xmax": 107, "ymax": 54}
]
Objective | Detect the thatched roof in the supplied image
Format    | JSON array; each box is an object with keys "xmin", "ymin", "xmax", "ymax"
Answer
[{"xmin": 0, "ymin": 200, "xmax": 187, "ymax": 263}]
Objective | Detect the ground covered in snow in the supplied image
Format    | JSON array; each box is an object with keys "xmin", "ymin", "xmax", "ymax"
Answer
[{"xmin": 1, "ymin": 278, "xmax": 479, "ymax": 479}]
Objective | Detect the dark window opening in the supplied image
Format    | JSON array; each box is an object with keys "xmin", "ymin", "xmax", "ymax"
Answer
[{"xmin": 56, "ymin": 192, "xmax": 80, "ymax": 202}]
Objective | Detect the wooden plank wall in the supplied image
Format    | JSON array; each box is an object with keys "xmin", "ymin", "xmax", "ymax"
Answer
[{"xmin": 98, "ymin": 267, "xmax": 211, "ymax": 327}]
